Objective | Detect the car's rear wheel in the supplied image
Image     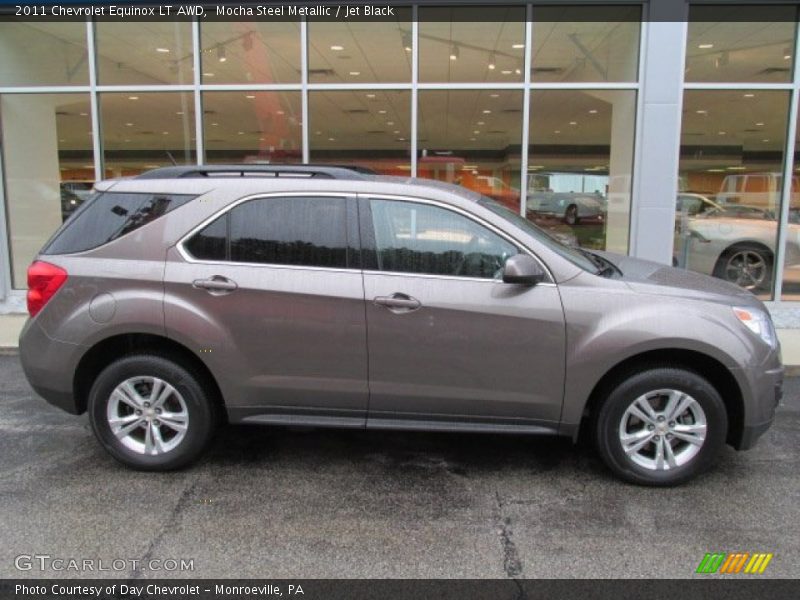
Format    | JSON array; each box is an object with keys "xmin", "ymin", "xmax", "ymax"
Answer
[
  {"xmin": 713, "ymin": 244, "xmax": 772, "ymax": 291},
  {"xmin": 564, "ymin": 204, "xmax": 579, "ymax": 226},
  {"xmin": 88, "ymin": 355, "xmax": 216, "ymax": 470},
  {"xmin": 594, "ymin": 367, "xmax": 727, "ymax": 486}
]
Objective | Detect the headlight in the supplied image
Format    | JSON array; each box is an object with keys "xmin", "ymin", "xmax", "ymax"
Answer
[{"xmin": 733, "ymin": 307, "xmax": 778, "ymax": 348}]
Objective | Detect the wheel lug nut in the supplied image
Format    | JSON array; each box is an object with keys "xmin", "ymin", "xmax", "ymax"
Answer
[
  {"xmin": 653, "ymin": 435, "xmax": 660, "ymax": 441},
  {"xmin": 154, "ymin": 420, "xmax": 160, "ymax": 426},
  {"xmin": 648, "ymin": 425, "xmax": 655, "ymax": 431},
  {"xmin": 669, "ymin": 421, "xmax": 675, "ymax": 427},
  {"xmin": 135, "ymin": 410, "xmax": 142, "ymax": 416},
  {"xmin": 657, "ymin": 416, "xmax": 665, "ymax": 422},
  {"xmin": 144, "ymin": 402, "xmax": 150, "ymax": 408},
  {"xmin": 666, "ymin": 434, "xmax": 673, "ymax": 440},
  {"xmin": 155, "ymin": 408, "xmax": 162, "ymax": 414}
]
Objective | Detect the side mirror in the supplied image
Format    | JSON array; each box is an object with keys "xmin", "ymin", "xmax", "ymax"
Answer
[{"xmin": 502, "ymin": 254, "xmax": 546, "ymax": 286}]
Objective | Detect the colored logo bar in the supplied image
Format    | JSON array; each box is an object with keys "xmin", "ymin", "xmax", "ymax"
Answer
[{"xmin": 696, "ymin": 552, "xmax": 773, "ymax": 574}]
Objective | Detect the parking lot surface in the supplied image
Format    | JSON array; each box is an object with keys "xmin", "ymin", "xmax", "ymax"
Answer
[{"xmin": 1, "ymin": 355, "xmax": 798, "ymax": 579}]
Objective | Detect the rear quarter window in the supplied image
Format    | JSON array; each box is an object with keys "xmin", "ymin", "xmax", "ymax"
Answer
[{"xmin": 43, "ymin": 191, "xmax": 196, "ymax": 255}]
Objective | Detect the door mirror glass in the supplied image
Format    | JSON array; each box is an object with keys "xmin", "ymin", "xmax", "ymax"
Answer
[{"xmin": 502, "ymin": 254, "xmax": 546, "ymax": 285}]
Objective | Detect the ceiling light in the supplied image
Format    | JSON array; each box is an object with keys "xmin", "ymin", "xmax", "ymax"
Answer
[
  {"xmin": 246, "ymin": 95, "xmax": 255, "ymax": 99},
  {"xmin": 515, "ymin": 68, "xmax": 522, "ymax": 75},
  {"xmin": 387, "ymin": 121, "xmax": 394, "ymax": 125},
  {"xmin": 349, "ymin": 71, "xmax": 361, "ymax": 76},
  {"xmin": 366, "ymin": 94, "xmax": 376, "ymax": 99},
  {"xmin": 477, "ymin": 121, "xmax": 485, "ymax": 125},
  {"xmin": 156, "ymin": 47, "xmax": 170, "ymax": 53},
  {"xmin": 488, "ymin": 53, "xmax": 496, "ymax": 70},
  {"xmin": 204, "ymin": 72, "xmax": 215, "ymax": 77},
  {"xmin": 128, "ymin": 96, "xmax": 139, "ymax": 100},
  {"xmin": 162, "ymin": 131, "xmax": 169, "ymax": 135},
  {"xmin": 512, "ymin": 43, "xmax": 525, "ymax": 49},
  {"xmin": 727, "ymin": 166, "xmax": 747, "ymax": 170},
  {"xmin": 378, "ymin": 110, "xmax": 387, "ymax": 114},
  {"xmin": 473, "ymin": 130, "xmax": 480, "ymax": 134},
  {"xmin": 755, "ymin": 122, "xmax": 764, "ymax": 126},
  {"xmin": 211, "ymin": 122, "xmax": 218, "ymax": 126},
  {"xmin": 744, "ymin": 93, "xmax": 755, "ymax": 98},
  {"xmin": 589, "ymin": 109, "xmax": 598, "ymax": 114},
  {"xmin": 330, "ymin": 45, "xmax": 344, "ymax": 51},
  {"xmin": 696, "ymin": 110, "xmax": 707, "ymax": 114},
  {"xmin": 79, "ymin": 112, "xmax": 88, "ymax": 116},
  {"xmin": 328, "ymin": 137, "xmax": 336, "ymax": 141},
  {"xmin": 570, "ymin": 121, "xmax": 578, "ymax": 125},
  {"xmin": 393, "ymin": 130, "xmax": 400, "ymax": 134},
  {"xmin": 554, "ymin": 130, "xmax": 561, "ymax": 134},
  {"xmin": 698, "ymin": 43, "xmax": 714, "ymax": 49},
  {"xmin": 276, "ymin": 110, "xmax": 284, "ymax": 115},
  {"xmin": 482, "ymin": 109, "xmax": 491, "ymax": 114},
  {"xmin": 501, "ymin": 70, "xmax": 512, "ymax": 75},
  {"xmin": 176, "ymin": 111, "xmax": 184, "ymax": 115},
  {"xmin": 237, "ymin": 131, "xmax": 244, "ymax": 135},
  {"xmin": 718, "ymin": 131, "xmax": 726, "ymax": 135},
  {"xmin": 762, "ymin": 139, "xmax": 770, "ymax": 142},
  {"xmin": 315, "ymin": 131, "xmax": 322, "ymax": 135},
  {"xmin": 402, "ymin": 32, "xmax": 412, "ymax": 52},
  {"xmin": 490, "ymin": 93, "xmax": 500, "ymax": 98},
  {"xmin": 125, "ymin": 122, "xmax": 133, "ymax": 127},
  {"xmin": 450, "ymin": 45, "xmax": 460, "ymax": 61},
  {"xmin": 469, "ymin": 137, "xmax": 476, "ymax": 141},
  {"xmin": 397, "ymin": 137, "xmax": 406, "ymax": 141},
  {"xmin": 217, "ymin": 46, "xmax": 227, "ymax": 62}
]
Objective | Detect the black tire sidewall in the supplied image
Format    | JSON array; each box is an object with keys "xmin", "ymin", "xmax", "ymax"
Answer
[
  {"xmin": 88, "ymin": 355, "xmax": 215, "ymax": 470},
  {"xmin": 595, "ymin": 368, "xmax": 728, "ymax": 486}
]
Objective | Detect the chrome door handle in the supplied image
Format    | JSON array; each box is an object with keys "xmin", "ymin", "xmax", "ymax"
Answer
[
  {"xmin": 373, "ymin": 293, "xmax": 421, "ymax": 312},
  {"xmin": 192, "ymin": 276, "xmax": 238, "ymax": 293}
]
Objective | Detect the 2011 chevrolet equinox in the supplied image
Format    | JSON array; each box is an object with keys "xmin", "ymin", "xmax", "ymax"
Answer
[{"xmin": 19, "ymin": 165, "xmax": 784, "ymax": 485}]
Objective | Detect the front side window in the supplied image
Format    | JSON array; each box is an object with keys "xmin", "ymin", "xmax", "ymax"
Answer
[
  {"xmin": 367, "ymin": 199, "xmax": 517, "ymax": 279},
  {"xmin": 185, "ymin": 196, "xmax": 350, "ymax": 269}
]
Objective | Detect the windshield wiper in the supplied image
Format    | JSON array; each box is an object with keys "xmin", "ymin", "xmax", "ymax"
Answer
[{"xmin": 580, "ymin": 249, "xmax": 620, "ymax": 278}]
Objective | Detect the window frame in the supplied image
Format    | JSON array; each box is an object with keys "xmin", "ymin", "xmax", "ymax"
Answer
[
  {"xmin": 177, "ymin": 192, "xmax": 360, "ymax": 272},
  {"xmin": 357, "ymin": 193, "xmax": 553, "ymax": 283}
]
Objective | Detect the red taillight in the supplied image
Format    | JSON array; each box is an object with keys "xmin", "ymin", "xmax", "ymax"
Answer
[{"xmin": 27, "ymin": 261, "xmax": 68, "ymax": 317}]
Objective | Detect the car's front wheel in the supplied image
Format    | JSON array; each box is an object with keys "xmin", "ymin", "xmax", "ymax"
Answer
[
  {"xmin": 594, "ymin": 367, "xmax": 727, "ymax": 486},
  {"xmin": 88, "ymin": 355, "xmax": 217, "ymax": 470}
]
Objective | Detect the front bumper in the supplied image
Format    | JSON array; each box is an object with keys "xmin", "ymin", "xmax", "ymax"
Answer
[{"xmin": 735, "ymin": 363, "xmax": 783, "ymax": 450}]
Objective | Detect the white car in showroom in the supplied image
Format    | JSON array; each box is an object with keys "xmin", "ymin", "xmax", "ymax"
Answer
[
  {"xmin": 526, "ymin": 191, "xmax": 606, "ymax": 225},
  {"xmin": 676, "ymin": 194, "xmax": 800, "ymax": 290}
]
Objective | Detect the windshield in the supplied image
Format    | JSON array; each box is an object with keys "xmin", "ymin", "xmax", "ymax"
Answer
[{"xmin": 478, "ymin": 196, "xmax": 598, "ymax": 273}]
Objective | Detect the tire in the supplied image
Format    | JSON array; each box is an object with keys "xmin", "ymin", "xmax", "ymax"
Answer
[
  {"xmin": 713, "ymin": 244, "xmax": 772, "ymax": 291},
  {"xmin": 88, "ymin": 354, "xmax": 217, "ymax": 471},
  {"xmin": 594, "ymin": 367, "xmax": 727, "ymax": 486},
  {"xmin": 564, "ymin": 204, "xmax": 579, "ymax": 226}
]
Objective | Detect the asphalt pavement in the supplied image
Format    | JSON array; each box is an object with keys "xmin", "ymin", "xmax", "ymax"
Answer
[{"xmin": 1, "ymin": 355, "xmax": 798, "ymax": 579}]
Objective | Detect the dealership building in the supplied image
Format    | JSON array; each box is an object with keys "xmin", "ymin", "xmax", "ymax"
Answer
[{"xmin": 2, "ymin": 1, "xmax": 800, "ymax": 350}]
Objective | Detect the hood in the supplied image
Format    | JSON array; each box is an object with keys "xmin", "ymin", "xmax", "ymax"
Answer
[{"xmin": 593, "ymin": 251, "xmax": 761, "ymax": 306}]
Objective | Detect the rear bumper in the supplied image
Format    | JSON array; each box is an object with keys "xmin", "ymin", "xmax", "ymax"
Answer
[{"xmin": 19, "ymin": 318, "xmax": 82, "ymax": 414}]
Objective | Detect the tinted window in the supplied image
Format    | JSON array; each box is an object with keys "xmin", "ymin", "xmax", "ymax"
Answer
[
  {"xmin": 185, "ymin": 215, "xmax": 227, "ymax": 261},
  {"xmin": 369, "ymin": 199, "xmax": 517, "ymax": 278},
  {"xmin": 228, "ymin": 196, "xmax": 348, "ymax": 268},
  {"xmin": 44, "ymin": 192, "xmax": 195, "ymax": 255}
]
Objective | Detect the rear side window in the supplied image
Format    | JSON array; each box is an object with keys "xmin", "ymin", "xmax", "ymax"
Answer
[
  {"xmin": 184, "ymin": 196, "xmax": 350, "ymax": 269},
  {"xmin": 44, "ymin": 192, "xmax": 195, "ymax": 255}
]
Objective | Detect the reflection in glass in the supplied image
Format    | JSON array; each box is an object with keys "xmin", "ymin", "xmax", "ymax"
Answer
[
  {"xmin": 686, "ymin": 6, "xmax": 797, "ymax": 83},
  {"xmin": 676, "ymin": 90, "xmax": 790, "ymax": 299},
  {"xmin": 200, "ymin": 22, "xmax": 301, "ymax": 84},
  {"xmin": 419, "ymin": 6, "xmax": 525, "ymax": 83},
  {"xmin": 527, "ymin": 90, "xmax": 635, "ymax": 252},
  {"xmin": 532, "ymin": 6, "xmax": 641, "ymax": 82},
  {"xmin": 0, "ymin": 93, "xmax": 93, "ymax": 286},
  {"xmin": 96, "ymin": 22, "xmax": 193, "ymax": 85},
  {"xmin": 782, "ymin": 105, "xmax": 800, "ymax": 300},
  {"xmin": 203, "ymin": 91, "xmax": 302, "ymax": 164},
  {"xmin": 309, "ymin": 90, "xmax": 410, "ymax": 174},
  {"xmin": 0, "ymin": 23, "xmax": 89, "ymax": 86},
  {"xmin": 101, "ymin": 93, "xmax": 196, "ymax": 176},
  {"xmin": 309, "ymin": 9, "xmax": 411, "ymax": 83},
  {"xmin": 418, "ymin": 90, "xmax": 523, "ymax": 212}
]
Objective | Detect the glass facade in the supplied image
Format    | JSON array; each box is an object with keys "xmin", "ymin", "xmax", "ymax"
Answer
[
  {"xmin": 2, "ymin": 7, "xmax": 799, "ymax": 306},
  {"xmin": 677, "ymin": 5, "xmax": 800, "ymax": 300}
]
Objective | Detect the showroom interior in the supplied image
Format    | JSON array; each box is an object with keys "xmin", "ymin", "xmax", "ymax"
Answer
[{"xmin": 2, "ymin": 1, "xmax": 800, "ymax": 348}]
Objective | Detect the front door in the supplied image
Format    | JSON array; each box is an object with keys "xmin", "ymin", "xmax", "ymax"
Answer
[{"xmin": 360, "ymin": 196, "xmax": 566, "ymax": 429}]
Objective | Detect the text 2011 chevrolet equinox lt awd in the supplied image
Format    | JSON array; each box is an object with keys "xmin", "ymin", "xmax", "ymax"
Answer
[{"xmin": 19, "ymin": 165, "xmax": 783, "ymax": 485}]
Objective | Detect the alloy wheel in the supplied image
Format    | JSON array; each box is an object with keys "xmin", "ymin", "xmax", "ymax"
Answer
[
  {"xmin": 618, "ymin": 388, "xmax": 707, "ymax": 471},
  {"xmin": 106, "ymin": 376, "xmax": 189, "ymax": 455},
  {"xmin": 724, "ymin": 249, "xmax": 767, "ymax": 289}
]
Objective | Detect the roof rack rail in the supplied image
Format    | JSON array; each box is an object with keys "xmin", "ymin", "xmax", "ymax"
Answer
[{"xmin": 135, "ymin": 164, "xmax": 376, "ymax": 180}]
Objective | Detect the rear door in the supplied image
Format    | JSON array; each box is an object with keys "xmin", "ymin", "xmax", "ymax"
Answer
[
  {"xmin": 164, "ymin": 193, "xmax": 369, "ymax": 426},
  {"xmin": 359, "ymin": 195, "xmax": 566, "ymax": 431}
]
